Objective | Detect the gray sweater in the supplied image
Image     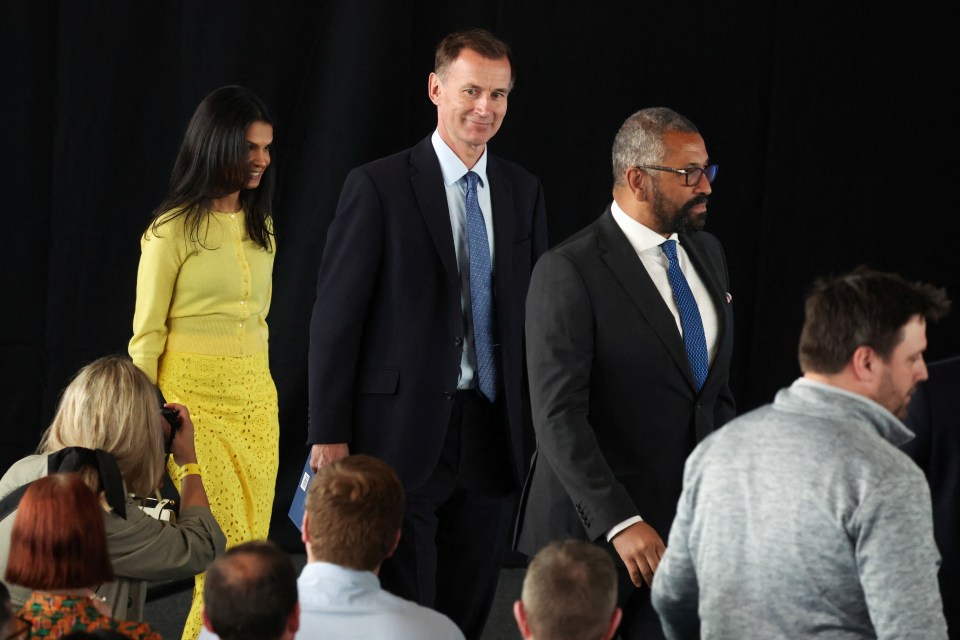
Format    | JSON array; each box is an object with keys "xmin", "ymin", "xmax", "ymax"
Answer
[{"xmin": 651, "ymin": 378, "xmax": 947, "ymax": 639}]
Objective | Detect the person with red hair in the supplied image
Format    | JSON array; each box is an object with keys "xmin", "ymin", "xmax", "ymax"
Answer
[
  {"xmin": 0, "ymin": 355, "xmax": 226, "ymax": 621},
  {"xmin": 5, "ymin": 473, "xmax": 159, "ymax": 639}
]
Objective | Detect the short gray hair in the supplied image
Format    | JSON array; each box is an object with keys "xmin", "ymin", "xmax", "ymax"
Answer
[
  {"xmin": 521, "ymin": 539, "xmax": 618, "ymax": 640},
  {"xmin": 611, "ymin": 107, "xmax": 699, "ymax": 187}
]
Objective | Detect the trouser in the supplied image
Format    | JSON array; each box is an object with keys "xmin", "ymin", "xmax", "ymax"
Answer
[{"xmin": 379, "ymin": 390, "xmax": 516, "ymax": 640}]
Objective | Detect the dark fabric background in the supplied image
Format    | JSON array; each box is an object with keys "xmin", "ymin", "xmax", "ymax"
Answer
[{"xmin": 3, "ymin": 1, "xmax": 957, "ymax": 550}]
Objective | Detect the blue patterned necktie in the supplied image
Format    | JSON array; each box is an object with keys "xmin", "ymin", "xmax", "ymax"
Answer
[
  {"xmin": 464, "ymin": 171, "xmax": 498, "ymax": 402},
  {"xmin": 661, "ymin": 240, "xmax": 709, "ymax": 390}
]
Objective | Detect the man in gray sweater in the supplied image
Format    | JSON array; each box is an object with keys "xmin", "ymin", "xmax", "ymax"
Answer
[{"xmin": 651, "ymin": 266, "xmax": 951, "ymax": 639}]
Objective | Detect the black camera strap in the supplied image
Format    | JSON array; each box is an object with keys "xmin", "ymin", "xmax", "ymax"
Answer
[{"xmin": 0, "ymin": 447, "xmax": 127, "ymax": 522}]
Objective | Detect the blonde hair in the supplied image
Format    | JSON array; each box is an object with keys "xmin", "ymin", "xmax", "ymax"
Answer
[{"xmin": 38, "ymin": 355, "xmax": 166, "ymax": 498}]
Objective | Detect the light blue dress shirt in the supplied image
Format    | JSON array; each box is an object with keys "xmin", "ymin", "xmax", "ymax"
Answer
[{"xmin": 431, "ymin": 129, "xmax": 495, "ymax": 392}]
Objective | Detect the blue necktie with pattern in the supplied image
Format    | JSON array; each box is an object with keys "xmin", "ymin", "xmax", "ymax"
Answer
[
  {"xmin": 661, "ymin": 239, "xmax": 709, "ymax": 390},
  {"xmin": 464, "ymin": 171, "xmax": 498, "ymax": 402}
]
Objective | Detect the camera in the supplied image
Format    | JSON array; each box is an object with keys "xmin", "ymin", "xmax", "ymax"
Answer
[
  {"xmin": 137, "ymin": 493, "xmax": 177, "ymax": 522},
  {"xmin": 161, "ymin": 406, "xmax": 181, "ymax": 454},
  {"xmin": 161, "ymin": 406, "xmax": 180, "ymax": 429}
]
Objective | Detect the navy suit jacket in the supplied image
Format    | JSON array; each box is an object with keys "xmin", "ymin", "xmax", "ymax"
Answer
[
  {"xmin": 307, "ymin": 135, "xmax": 548, "ymax": 491},
  {"xmin": 903, "ymin": 355, "xmax": 960, "ymax": 638},
  {"xmin": 515, "ymin": 209, "xmax": 735, "ymax": 554}
]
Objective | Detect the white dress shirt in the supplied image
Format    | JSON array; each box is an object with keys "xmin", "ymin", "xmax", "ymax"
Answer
[
  {"xmin": 197, "ymin": 562, "xmax": 465, "ymax": 640},
  {"xmin": 605, "ymin": 200, "xmax": 721, "ymax": 541}
]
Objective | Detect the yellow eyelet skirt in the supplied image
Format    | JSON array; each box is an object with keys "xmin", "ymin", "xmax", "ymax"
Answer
[{"xmin": 158, "ymin": 350, "xmax": 279, "ymax": 640}]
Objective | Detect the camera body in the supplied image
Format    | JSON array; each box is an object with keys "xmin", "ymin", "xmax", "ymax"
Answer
[
  {"xmin": 161, "ymin": 406, "xmax": 180, "ymax": 430},
  {"xmin": 161, "ymin": 406, "xmax": 181, "ymax": 454}
]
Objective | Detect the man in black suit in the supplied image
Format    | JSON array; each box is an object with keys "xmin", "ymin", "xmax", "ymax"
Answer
[
  {"xmin": 306, "ymin": 28, "xmax": 547, "ymax": 639},
  {"xmin": 903, "ymin": 354, "xmax": 960, "ymax": 638},
  {"xmin": 514, "ymin": 107, "xmax": 734, "ymax": 639}
]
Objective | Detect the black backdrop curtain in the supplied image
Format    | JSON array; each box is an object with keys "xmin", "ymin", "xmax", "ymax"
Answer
[{"xmin": 3, "ymin": 1, "xmax": 957, "ymax": 550}]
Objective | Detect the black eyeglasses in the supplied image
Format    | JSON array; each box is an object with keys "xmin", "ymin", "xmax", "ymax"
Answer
[{"xmin": 635, "ymin": 164, "xmax": 717, "ymax": 187}]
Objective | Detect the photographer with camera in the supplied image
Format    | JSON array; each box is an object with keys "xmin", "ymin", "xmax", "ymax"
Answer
[{"xmin": 0, "ymin": 355, "xmax": 226, "ymax": 621}]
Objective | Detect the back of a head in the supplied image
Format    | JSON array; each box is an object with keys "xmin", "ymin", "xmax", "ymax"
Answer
[
  {"xmin": 5, "ymin": 472, "xmax": 114, "ymax": 591},
  {"xmin": 203, "ymin": 540, "xmax": 297, "ymax": 640},
  {"xmin": 39, "ymin": 355, "xmax": 165, "ymax": 497},
  {"xmin": 304, "ymin": 454, "xmax": 404, "ymax": 571},
  {"xmin": 798, "ymin": 265, "xmax": 951, "ymax": 374},
  {"xmin": 521, "ymin": 539, "xmax": 618, "ymax": 640}
]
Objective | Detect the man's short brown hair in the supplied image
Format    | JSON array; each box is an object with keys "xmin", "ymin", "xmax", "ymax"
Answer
[
  {"xmin": 203, "ymin": 540, "xmax": 298, "ymax": 640},
  {"xmin": 305, "ymin": 454, "xmax": 405, "ymax": 571},
  {"xmin": 798, "ymin": 265, "xmax": 950, "ymax": 374},
  {"xmin": 434, "ymin": 28, "xmax": 514, "ymax": 90}
]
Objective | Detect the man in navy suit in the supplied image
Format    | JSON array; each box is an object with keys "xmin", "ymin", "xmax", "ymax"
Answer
[
  {"xmin": 306, "ymin": 28, "xmax": 547, "ymax": 639},
  {"xmin": 904, "ymin": 354, "xmax": 960, "ymax": 638},
  {"xmin": 514, "ymin": 107, "xmax": 735, "ymax": 639}
]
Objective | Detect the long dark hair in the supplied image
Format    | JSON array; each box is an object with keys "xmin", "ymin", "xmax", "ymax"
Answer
[{"xmin": 147, "ymin": 85, "xmax": 275, "ymax": 250}]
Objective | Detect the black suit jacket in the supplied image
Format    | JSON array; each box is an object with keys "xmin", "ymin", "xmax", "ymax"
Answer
[
  {"xmin": 515, "ymin": 208, "xmax": 735, "ymax": 554},
  {"xmin": 307, "ymin": 135, "xmax": 548, "ymax": 490},
  {"xmin": 903, "ymin": 355, "xmax": 960, "ymax": 638}
]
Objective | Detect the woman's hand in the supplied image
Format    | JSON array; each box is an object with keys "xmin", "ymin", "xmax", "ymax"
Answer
[
  {"xmin": 163, "ymin": 402, "xmax": 211, "ymax": 509},
  {"xmin": 165, "ymin": 402, "xmax": 199, "ymax": 466}
]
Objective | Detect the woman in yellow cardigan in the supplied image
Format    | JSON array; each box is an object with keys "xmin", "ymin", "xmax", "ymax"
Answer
[{"xmin": 128, "ymin": 85, "xmax": 278, "ymax": 640}]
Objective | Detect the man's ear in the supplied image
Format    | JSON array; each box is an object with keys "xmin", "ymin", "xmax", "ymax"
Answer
[
  {"xmin": 301, "ymin": 512, "xmax": 310, "ymax": 545},
  {"xmin": 285, "ymin": 601, "xmax": 301, "ymax": 639},
  {"xmin": 428, "ymin": 73, "xmax": 442, "ymax": 106},
  {"xmin": 850, "ymin": 344, "xmax": 879, "ymax": 382},
  {"xmin": 625, "ymin": 166, "xmax": 649, "ymax": 202},
  {"xmin": 385, "ymin": 529, "xmax": 401, "ymax": 559},
  {"xmin": 513, "ymin": 600, "xmax": 533, "ymax": 638},
  {"xmin": 603, "ymin": 607, "xmax": 624, "ymax": 640},
  {"xmin": 202, "ymin": 607, "xmax": 215, "ymax": 632}
]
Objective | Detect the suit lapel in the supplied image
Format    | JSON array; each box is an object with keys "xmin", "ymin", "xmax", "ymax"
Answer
[
  {"xmin": 679, "ymin": 234, "xmax": 727, "ymax": 341},
  {"xmin": 409, "ymin": 137, "xmax": 458, "ymax": 284},
  {"xmin": 596, "ymin": 211, "xmax": 695, "ymax": 388},
  {"xmin": 680, "ymin": 234, "xmax": 731, "ymax": 393},
  {"xmin": 487, "ymin": 155, "xmax": 515, "ymax": 301}
]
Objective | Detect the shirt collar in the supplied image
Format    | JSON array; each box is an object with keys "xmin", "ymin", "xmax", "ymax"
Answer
[
  {"xmin": 788, "ymin": 377, "xmax": 916, "ymax": 447},
  {"xmin": 610, "ymin": 199, "xmax": 677, "ymax": 254},
  {"xmin": 431, "ymin": 129, "xmax": 488, "ymax": 188}
]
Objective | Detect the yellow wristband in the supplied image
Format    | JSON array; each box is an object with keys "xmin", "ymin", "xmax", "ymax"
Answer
[{"xmin": 179, "ymin": 463, "xmax": 202, "ymax": 478}]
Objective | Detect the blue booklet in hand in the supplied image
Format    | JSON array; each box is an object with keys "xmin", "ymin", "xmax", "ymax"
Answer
[{"xmin": 288, "ymin": 454, "xmax": 314, "ymax": 533}]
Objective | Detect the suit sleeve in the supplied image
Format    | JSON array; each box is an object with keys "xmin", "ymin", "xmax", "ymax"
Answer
[
  {"xmin": 307, "ymin": 168, "xmax": 384, "ymax": 445},
  {"xmin": 525, "ymin": 251, "xmax": 636, "ymax": 540}
]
